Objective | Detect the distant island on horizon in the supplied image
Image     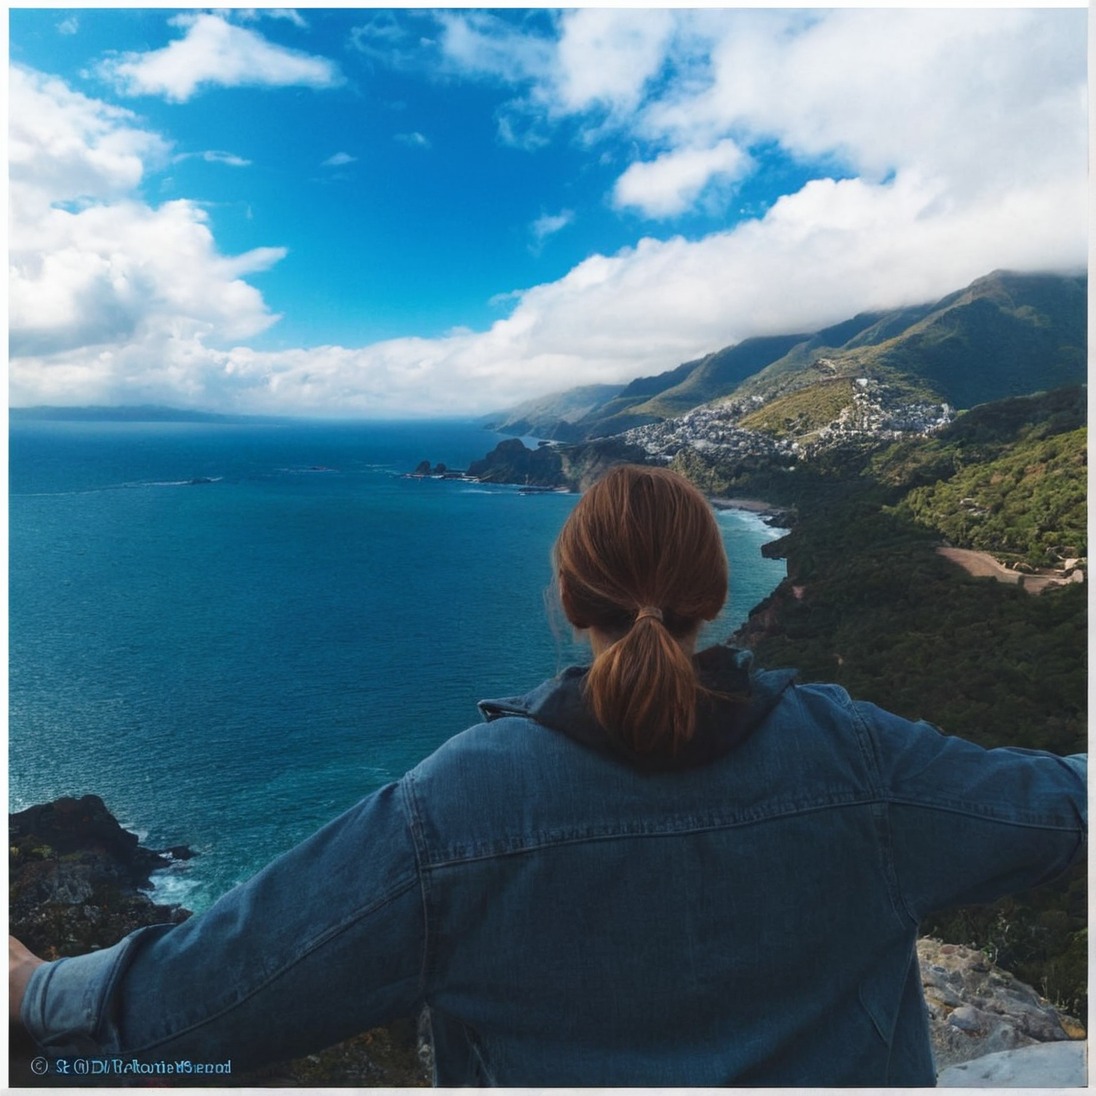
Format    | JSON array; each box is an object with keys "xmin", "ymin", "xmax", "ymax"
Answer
[{"xmin": 9, "ymin": 404, "xmax": 323, "ymax": 425}]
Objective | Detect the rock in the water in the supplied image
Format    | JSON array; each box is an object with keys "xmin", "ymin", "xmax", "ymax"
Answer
[{"xmin": 465, "ymin": 435, "xmax": 651, "ymax": 491}]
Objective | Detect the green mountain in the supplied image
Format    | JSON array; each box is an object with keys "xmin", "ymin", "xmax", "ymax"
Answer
[
  {"xmin": 555, "ymin": 360, "xmax": 701, "ymax": 439},
  {"xmin": 771, "ymin": 270, "xmax": 1087, "ymax": 410},
  {"xmin": 560, "ymin": 334, "xmax": 811, "ymax": 439},
  {"xmin": 495, "ymin": 270, "xmax": 1086, "ymax": 440},
  {"xmin": 629, "ymin": 333, "xmax": 810, "ymax": 418}
]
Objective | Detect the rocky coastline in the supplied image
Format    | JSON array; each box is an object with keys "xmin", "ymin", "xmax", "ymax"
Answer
[
  {"xmin": 709, "ymin": 495, "xmax": 797, "ymax": 534},
  {"xmin": 10, "ymin": 796, "xmax": 1084, "ymax": 1086},
  {"xmin": 407, "ymin": 444, "xmax": 799, "ymax": 543},
  {"xmin": 9, "ymin": 795, "xmax": 193, "ymax": 961}
]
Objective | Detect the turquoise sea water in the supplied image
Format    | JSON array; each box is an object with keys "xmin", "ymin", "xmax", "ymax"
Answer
[{"xmin": 9, "ymin": 418, "xmax": 786, "ymax": 910}]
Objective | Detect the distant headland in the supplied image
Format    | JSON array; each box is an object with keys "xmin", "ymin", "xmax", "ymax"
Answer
[{"xmin": 408, "ymin": 434, "xmax": 651, "ymax": 493}]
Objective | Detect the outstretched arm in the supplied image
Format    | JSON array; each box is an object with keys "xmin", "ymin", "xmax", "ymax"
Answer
[
  {"xmin": 17, "ymin": 782, "xmax": 427, "ymax": 1071},
  {"xmin": 857, "ymin": 697, "xmax": 1087, "ymax": 917}
]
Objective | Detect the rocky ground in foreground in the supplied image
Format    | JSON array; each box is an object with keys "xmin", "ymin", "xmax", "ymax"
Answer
[
  {"xmin": 918, "ymin": 937, "xmax": 1084, "ymax": 1071},
  {"xmin": 9, "ymin": 796, "xmax": 1083, "ymax": 1086}
]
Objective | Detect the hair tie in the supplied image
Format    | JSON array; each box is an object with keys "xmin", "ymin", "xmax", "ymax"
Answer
[{"xmin": 635, "ymin": 606, "xmax": 663, "ymax": 623}]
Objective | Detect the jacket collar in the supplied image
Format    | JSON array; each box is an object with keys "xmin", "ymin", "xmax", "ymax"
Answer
[{"xmin": 478, "ymin": 645, "xmax": 795, "ymax": 772}]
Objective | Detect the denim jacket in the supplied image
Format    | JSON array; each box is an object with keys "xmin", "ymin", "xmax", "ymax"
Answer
[{"xmin": 22, "ymin": 649, "xmax": 1087, "ymax": 1086}]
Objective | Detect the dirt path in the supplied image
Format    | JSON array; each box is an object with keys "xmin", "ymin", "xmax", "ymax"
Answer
[{"xmin": 935, "ymin": 547, "xmax": 1077, "ymax": 594}]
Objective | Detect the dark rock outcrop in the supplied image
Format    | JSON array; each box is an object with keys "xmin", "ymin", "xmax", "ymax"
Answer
[
  {"xmin": 410, "ymin": 460, "xmax": 454, "ymax": 477},
  {"xmin": 463, "ymin": 436, "xmax": 651, "ymax": 491},
  {"xmin": 467, "ymin": 436, "xmax": 565, "ymax": 486},
  {"xmin": 558, "ymin": 437, "xmax": 652, "ymax": 492},
  {"xmin": 9, "ymin": 794, "xmax": 192, "ymax": 959},
  {"xmin": 728, "ymin": 577, "xmax": 798, "ymax": 650}
]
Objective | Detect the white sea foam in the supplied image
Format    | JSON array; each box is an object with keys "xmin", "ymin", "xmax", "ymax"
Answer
[
  {"xmin": 717, "ymin": 507, "xmax": 787, "ymax": 539},
  {"xmin": 149, "ymin": 863, "xmax": 204, "ymax": 910}
]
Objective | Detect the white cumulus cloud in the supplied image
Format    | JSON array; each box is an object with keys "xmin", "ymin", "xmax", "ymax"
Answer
[
  {"xmin": 96, "ymin": 12, "xmax": 342, "ymax": 102},
  {"xmin": 553, "ymin": 9, "xmax": 675, "ymax": 115},
  {"xmin": 238, "ymin": 9, "xmax": 309, "ymax": 31},
  {"xmin": 395, "ymin": 132, "xmax": 431, "ymax": 150},
  {"xmin": 614, "ymin": 139, "xmax": 750, "ymax": 218},
  {"xmin": 10, "ymin": 66, "xmax": 170, "ymax": 209},
  {"xmin": 440, "ymin": 7, "xmax": 1085, "ymax": 228},
  {"xmin": 9, "ymin": 69, "xmax": 286, "ymax": 404},
  {"xmin": 633, "ymin": 7, "xmax": 1086, "ymax": 208},
  {"xmin": 435, "ymin": 10, "xmax": 554, "ymax": 88},
  {"xmin": 174, "ymin": 150, "xmax": 253, "ymax": 168}
]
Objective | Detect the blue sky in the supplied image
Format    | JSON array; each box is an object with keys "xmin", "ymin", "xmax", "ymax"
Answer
[{"xmin": 8, "ymin": 7, "xmax": 1088, "ymax": 417}]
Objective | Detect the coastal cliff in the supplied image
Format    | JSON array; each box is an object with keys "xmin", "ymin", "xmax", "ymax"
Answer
[
  {"xmin": 9, "ymin": 795, "xmax": 192, "ymax": 959},
  {"xmin": 9, "ymin": 797, "xmax": 1082, "ymax": 1085}
]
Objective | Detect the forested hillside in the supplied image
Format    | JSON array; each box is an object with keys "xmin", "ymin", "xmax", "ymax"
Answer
[{"xmin": 889, "ymin": 390, "xmax": 1087, "ymax": 566}]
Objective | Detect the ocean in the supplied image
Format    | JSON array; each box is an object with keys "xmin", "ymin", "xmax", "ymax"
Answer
[{"xmin": 8, "ymin": 418, "xmax": 786, "ymax": 911}]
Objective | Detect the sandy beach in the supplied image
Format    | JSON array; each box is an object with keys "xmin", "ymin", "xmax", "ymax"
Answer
[
  {"xmin": 710, "ymin": 496, "xmax": 792, "ymax": 516},
  {"xmin": 711, "ymin": 497, "xmax": 769, "ymax": 512}
]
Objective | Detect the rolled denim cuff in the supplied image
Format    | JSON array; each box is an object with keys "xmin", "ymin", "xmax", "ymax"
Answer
[
  {"xmin": 21, "ymin": 926, "xmax": 170, "ymax": 1056},
  {"xmin": 1063, "ymin": 754, "xmax": 1088, "ymax": 829}
]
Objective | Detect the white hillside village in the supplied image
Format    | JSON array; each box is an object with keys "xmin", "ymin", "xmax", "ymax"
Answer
[{"xmin": 619, "ymin": 378, "xmax": 954, "ymax": 464}]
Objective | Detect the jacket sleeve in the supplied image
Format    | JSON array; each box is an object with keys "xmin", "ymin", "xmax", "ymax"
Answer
[
  {"xmin": 857, "ymin": 700, "xmax": 1087, "ymax": 920},
  {"xmin": 21, "ymin": 781, "xmax": 427, "ymax": 1071}
]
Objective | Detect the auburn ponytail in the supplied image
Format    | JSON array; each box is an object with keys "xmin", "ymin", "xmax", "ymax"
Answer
[
  {"xmin": 553, "ymin": 465, "xmax": 728, "ymax": 756},
  {"xmin": 586, "ymin": 613, "xmax": 700, "ymax": 753}
]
